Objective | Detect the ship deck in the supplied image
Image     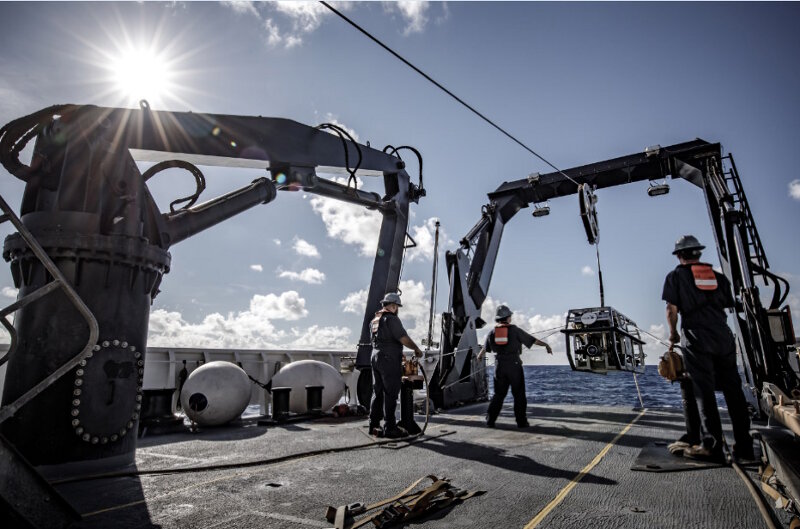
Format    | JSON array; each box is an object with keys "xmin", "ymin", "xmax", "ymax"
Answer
[{"xmin": 57, "ymin": 403, "xmax": 783, "ymax": 529}]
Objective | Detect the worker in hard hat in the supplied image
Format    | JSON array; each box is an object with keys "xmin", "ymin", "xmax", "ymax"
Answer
[
  {"xmin": 368, "ymin": 292, "xmax": 424, "ymax": 439},
  {"xmin": 662, "ymin": 235, "xmax": 754, "ymax": 462},
  {"xmin": 477, "ymin": 305, "xmax": 553, "ymax": 428}
]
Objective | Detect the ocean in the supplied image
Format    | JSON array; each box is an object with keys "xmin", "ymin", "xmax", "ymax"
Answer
[{"xmin": 486, "ymin": 365, "xmax": 726, "ymax": 408}]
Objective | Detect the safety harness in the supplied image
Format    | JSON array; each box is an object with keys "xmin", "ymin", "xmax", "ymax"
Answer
[{"xmin": 325, "ymin": 475, "xmax": 485, "ymax": 529}]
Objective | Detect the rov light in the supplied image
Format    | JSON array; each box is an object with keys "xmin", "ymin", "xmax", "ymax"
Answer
[
  {"xmin": 532, "ymin": 202, "xmax": 550, "ymax": 217},
  {"xmin": 647, "ymin": 181, "xmax": 670, "ymax": 197},
  {"xmin": 586, "ymin": 344, "xmax": 600, "ymax": 357}
]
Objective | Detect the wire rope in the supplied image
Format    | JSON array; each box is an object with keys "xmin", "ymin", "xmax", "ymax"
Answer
[{"xmin": 320, "ymin": 2, "xmax": 581, "ymax": 187}]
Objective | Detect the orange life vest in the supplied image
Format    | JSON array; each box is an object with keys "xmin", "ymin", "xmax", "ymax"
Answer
[
  {"xmin": 494, "ymin": 323, "xmax": 510, "ymax": 346},
  {"xmin": 690, "ymin": 263, "xmax": 718, "ymax": 291}
]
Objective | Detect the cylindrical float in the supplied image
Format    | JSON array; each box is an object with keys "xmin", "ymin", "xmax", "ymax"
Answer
[
  {"xmin": 270, "ymin": 360, "xmax": 346, "ymax": 413},
  {"xmin": 179, "ymin": 361, "xmax": 251, "ymax": 426}
]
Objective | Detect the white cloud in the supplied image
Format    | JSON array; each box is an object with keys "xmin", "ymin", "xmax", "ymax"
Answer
[
  {"xmin": 340, "ymin": 289, "xmax": 368, "ymax": 314},
  {"xmin": 293, "ymin": 238, "xmax": 320, "ymax": 258},
  {"xmin": 581, "ymin": 265, "xmax": 595, "ymax": 276},
  {"xmin": 789, "ymin": 179, "xmax": 800, "ymax": 201},
  {"xmin": 384, "ymin": 1, "xmax": 430, "ymax": 35},
  {"xmin": 273, "ymin": 238, "xmax": 281, "ymax": 246},
  {"xmin": 310, "ymin": 190, "xmax": 381, "ymax": 257},
  {"xmin": 250, "ymin": 264, "xmax": 263, "ymax": 272},
  {"xmin": 320, "ymin": 113, "xmax": 360, "ymax": 142},
  {"xmin": 339, "ymin": 279, "xmax": 433, "ymax": 343},
  {"xmin": 287, "ymin": 325, "xmax": 352, "ymax": 350},
  {"xmin": 406, "ymin": 217, "xmax": 449, "ymax": 263},
  {"xmin": 2, "ymin": 286, "xmax": 18, "ymax": 298},
  {"xmin": 221, "ymin": 1, "xmax": 260, "ymax": 18},
  {"xmin": 262, "ymin": 1, "xmax": 352, "ymax": 48},
  {"xmin": 278, "ymin": 267, "xmax": 326, "ymax": 284},
  {"xmin": 148, "ymin": 291, "xmax": 308, "ymax": 348}
]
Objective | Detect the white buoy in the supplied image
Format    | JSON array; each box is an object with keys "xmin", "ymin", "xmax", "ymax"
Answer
[
  {"xmin": 180, "ymin": 361, "xmax": 251, "ymax": 426},
  {"xmin": 271, "ymin": 360, "xmax": 345, "ymax": 413}
]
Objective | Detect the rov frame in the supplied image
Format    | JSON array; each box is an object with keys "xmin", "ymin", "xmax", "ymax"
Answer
[{"xmin": 561, "ymin": 307, "xmax": 646, "ymax": 375}]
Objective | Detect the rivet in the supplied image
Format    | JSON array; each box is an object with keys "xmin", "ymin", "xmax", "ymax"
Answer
[
  {"xmin": 137, "ymin": 360, "xmax": 144, "ymax": 367},
  {"xmin": 120, "ymin": 429, "xmax": 127, "ymax": 437},
  {"xmin": 86, "ymin": 351, "xmax": 93, "ymax": 358},
  {"xmin": 82, "ymin": 433, "xmax": 90, "ymax": 442},
  {"xmin": 102, "ymin": 341, "xmax": 110, "ymax": 348},
  {"xmin": 138, "ymin": 368, "xmax": 144, "ymax": 375},
  {"xmin": 76, "ymin": 369, "xmax": 84, "ymax": 377},
  {"xmin": 112, "ymin": 340, "xmax": 120, "ymax": 346},
  {"xmin": 135, "ymin": 404, "xmax": 141, "ymax": 411},
  {"xmin": 92, "ymin": 345, "xmax": 100, "ymax": 351},
  {"xmin": 91, "ymin": 437, "xmax": 99, "ymax": 444},
  {"xmin": 121, "ymin": 341, "xmax": 128, "ymax": 348},
  {"xmin": 136, "ymin": 387, "xmax": 143, "ymax": 394},
  {"xmin": 127, "ymin": 421, "xmax": 134, "ymax": 428},
  {"xmin": 73, "ymin": 389, "xmax": 82, "ymax": 396},
  {"xmin": 130, "ymin": 346, "xmax": 137, "ymax": 352},
  {"xmin": 134, "ymin": 351, "xmax": 141, "ymax": 358},
  {"xmin": 79, "ymin": 360, "xmax": 87, "ymax": 367},
  {"xmin": 132, "ymin": 413, "xmax": 139, "ymax": 420},
  {"xmin": 101, "ymin": 437, "xmax": 108, "ymax": 444},
  {"xmin": 71, "ymin": 419, "xmax": 80, "ymax": 427},
  {"xmin": 75, "ymin": 427, "xmax": 84, "ymax": 435},
  {"xmin": 110, "ymin": 434, "xmax": 118, "ymax": 442},
  {"xmin": 72, "ymin": 399, "xmax": 80, "ymax": 407},
  {"xmin": 71, "ymin": 409, "xmax": 79, "ymax": 417},
  {"xmin": 135, "ymin": 395, "xmax": 142, "ymax": 402},
  {"xmin": 74, "ymin": 379, "xmax": 83, "ymax": 386}
]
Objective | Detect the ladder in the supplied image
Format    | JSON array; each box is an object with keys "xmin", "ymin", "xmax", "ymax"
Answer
[
  {"xmin": 0, "ymin": 191, "xmax": 98, "ymax": 528},
  {"xmin": 721, "ymin": 154, "xmax": 770, "ymax": 284}
]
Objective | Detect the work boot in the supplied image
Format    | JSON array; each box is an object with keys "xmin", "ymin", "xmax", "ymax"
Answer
[
  {"xmin": 683, "ymin": 444, "xmax": 725, "ymax": 463},
  {"xmin": 369, "ymin": 424, "xmax": 384, "ymax": 437},
  {"xmin": 384, "ymin": 426, "xmax": 409, "ymax": 439},
  {"xmin": 517, "ymin": 421, "xmax": 530, "ymax": 428},
  {"xmin": 732, "ymin": 444, "xmax": 757, "ymax": 464},
  {"xmin": 667, "ymin": 434, "xmax": 696, "ymax": 456},
  {"xmin": 486, "ymin": 417, "xmax": 495, "ymax": 428}
]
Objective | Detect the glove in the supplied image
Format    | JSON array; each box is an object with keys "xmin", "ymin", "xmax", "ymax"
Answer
[{"xmin": 657, "ymin": 349, "xmax": 684, "ymax": 382}]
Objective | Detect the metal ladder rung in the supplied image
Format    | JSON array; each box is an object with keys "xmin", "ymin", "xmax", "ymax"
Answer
[{"xmin": 0, "ymin": 279, "xmax": 62, "ymax": 319}]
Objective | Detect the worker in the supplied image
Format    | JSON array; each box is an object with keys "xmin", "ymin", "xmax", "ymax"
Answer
[
  {"xmin": 662, "ymin": 235, "xmax": 754, "ymax": 462},
  {"xmin": 478, "ymin": 305, "xmax": 553, "ymax": 428},
  {"xmin": 368, "ymin": 292, "xmax": 423, "ymax": 439}
]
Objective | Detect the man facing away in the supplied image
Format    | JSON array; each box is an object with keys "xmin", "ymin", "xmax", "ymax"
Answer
[
  {"xmin": 662, "ymin": 235, "xmax": 754, "ymax": 462},
  {"xmin": 478, "ymin": 305, "xmax": 552, "ymax": 428},
  {"xmin": 369, "ymin": 292, "xmax": 423, "ymax": 439}
]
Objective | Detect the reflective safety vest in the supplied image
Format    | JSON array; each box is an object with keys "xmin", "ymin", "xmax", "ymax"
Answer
[
  {"xmin": 690, "ymin": 263, "xmax": 718, "ymax": 291},
  {"xmin": 494, "ymin": 323, "xmax": 510, "ymax": 345}
]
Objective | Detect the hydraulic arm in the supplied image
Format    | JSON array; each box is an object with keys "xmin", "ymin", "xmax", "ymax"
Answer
[
  {"xmin": 433, "ymin": 139, "xmax": 798, "ymax": 412},
  {"xmin": 0, "ymin": 103, "xmax": 423, "ymax": 472}
]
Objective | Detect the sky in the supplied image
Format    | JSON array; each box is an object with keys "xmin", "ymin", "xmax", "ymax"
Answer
[{"xmin": 0, "ymin": 1, "xmax": 798, "ymax": 366}]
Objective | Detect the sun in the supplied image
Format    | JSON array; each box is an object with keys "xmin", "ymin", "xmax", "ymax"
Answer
[{"xmin": 110, "ymin": 46, "xmax": 173, "ymax": 105}]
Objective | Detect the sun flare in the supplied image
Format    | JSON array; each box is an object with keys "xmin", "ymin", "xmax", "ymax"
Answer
[{"xmin": 110, "ymin": 47, "xmax": 173, "ymax": 105}]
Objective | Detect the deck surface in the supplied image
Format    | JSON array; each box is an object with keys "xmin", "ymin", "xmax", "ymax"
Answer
[{"xmin": 55, "ymin": 403, "xmax": 774, "ymax": 529}]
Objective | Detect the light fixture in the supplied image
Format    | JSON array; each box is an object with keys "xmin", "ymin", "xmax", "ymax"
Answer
[
  {"xmin": 647, "ymin": 181, "xmax": 670, "ymax": 196},
  {"xmin": 532, "ymin": 202, "xmax": 550, "ymax": 217}
]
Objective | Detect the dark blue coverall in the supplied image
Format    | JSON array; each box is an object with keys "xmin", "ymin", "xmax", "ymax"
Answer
[
  {"xmin": 369, "ymin": 311, "xmax": 408, "ymax": 430},
  {"xmin": 662, "ymin": 263, "xmax": 753, "ymax": 455},
  {"xmin": 485, "ymin": 325, "xmax": 535, "ymax": 426}
]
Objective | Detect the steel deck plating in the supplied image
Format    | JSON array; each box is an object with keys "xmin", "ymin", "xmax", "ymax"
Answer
[{"xmin": 56, "ymin": 403, "xmax": 781, "ymax": 529}]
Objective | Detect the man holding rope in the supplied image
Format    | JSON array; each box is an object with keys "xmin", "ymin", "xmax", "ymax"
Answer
[{"xmin": 478, "ymin": 305, "xmax": 552, "ymax": 428}]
